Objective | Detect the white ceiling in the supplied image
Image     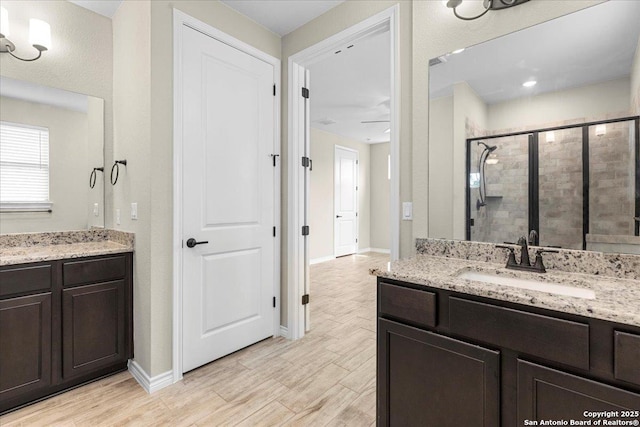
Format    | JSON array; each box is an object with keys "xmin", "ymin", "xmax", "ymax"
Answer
[
  {"xmin": 430, "ymin": 1, "xmax": 640, "ymax": 104},
  {"xmin": 68, "ymin": 0, "xmax": 122, "ymax": 18},
  {"xmin": 309, "ymin": 30, "xmax": 391, "ymax": 144},
  {"xmin": 220, "ymin": 0, "xmax": 344, "ymax": 36}
]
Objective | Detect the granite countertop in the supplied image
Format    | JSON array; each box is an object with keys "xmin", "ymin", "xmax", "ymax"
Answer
[
  {"xmin": 0, "ymin": 241, "xmax": 132, "ymax": 266},
  {"xmin": 0, "ymin": 229, "xmax": 134, "ymax": 266},
  {"xmin": 371, "ymin": 254, "xmax": 640, "ymax": 328}
]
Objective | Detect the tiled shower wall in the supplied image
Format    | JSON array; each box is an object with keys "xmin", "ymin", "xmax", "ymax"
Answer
[
  {"xmin": 589, "ymin": 121, "xmax": 635, "ymax": 237},
  {"xmin": 468, "ymin": 118, "xmax": 636, "ymax": 249}
]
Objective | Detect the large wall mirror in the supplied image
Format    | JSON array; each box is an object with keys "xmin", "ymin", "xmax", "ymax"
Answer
[
  {"xmin": 0, "ymin": 76, "xmax": 105, "ymax": 233},
  {"xmin": 428, "ymin": 1, "xmax": 640, "ymax": 254}
]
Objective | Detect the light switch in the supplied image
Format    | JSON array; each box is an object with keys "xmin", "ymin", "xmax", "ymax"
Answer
[
  {"xmin": 116, "ymin": 209, "xmax": 121, "ymax": 225},
  {"xmin": 93, "ymin": 203, "xmax": 99, "ymax": 216},
  {"xmin": 131, "ymin": 202, "xmax": 138, "ymax": 220},
  {"xmin": 402, "ymin": 202, "xmax": 413, "ymax": 220}
]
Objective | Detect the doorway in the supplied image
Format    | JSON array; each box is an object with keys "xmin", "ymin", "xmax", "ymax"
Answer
[
  {"xmin": 287, "ymin": 5, "xmax": 400, "ymax": 340},
  {"xmin": 334, "ymin": 146, "xmax": 359, "ymax": 258}
]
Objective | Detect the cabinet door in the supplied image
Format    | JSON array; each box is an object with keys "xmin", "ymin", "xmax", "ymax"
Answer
[
  {"xmin": 378, "ymin": 318, "xmax": 500, "ymax": 427},
  {"xmin": 0, "ymin": 293, "xmax": 51, "ymax": 402},
  {"xmin": 61, "ymin": 281, "xmax": 126, "ymax": 380},
  {"xmin": 517, "ymin": 360, "xmax": 640, "ymax": 424}
]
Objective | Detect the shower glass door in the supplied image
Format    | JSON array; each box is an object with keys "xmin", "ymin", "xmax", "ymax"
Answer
[
  {"xmin": 538, "ymin": 128, "xmax": 584, "ymax": 250},
  {"xmin": 469, "ymin": 134, "xmax": 530, "ymax": 244}
]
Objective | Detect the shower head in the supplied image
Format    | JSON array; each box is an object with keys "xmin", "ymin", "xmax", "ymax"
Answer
[{"xmin": 478, "ymin": 141, "xmax": 497, "ymax": 152}]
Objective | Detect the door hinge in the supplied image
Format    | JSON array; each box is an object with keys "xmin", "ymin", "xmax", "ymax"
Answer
[
  {"xmin": 273, "ymin": 84, "xmax": 276, "ymax": 96},
  {"xmin": 273, "ymin": 226, "xmax": 276, "ymax": 237},
  {"xmin": 356, "ymin": 212, "xmax": 358, "ymax": 217},
  {"xmin": 356, "ymin": 238, "xmax": 358, "ymax": 243},
  {"xmin": 356, "ymin": 186, "xmax": 358, "ymax": 191},
  {"xmin": 302, "ymin": 156, "xmax": 311, "ymax": 168},
  {"xmin": 302, "ymin": 225, "xmax": 310, "ymax": 236},
  {"xmin": 271, "ymin": 153, "xmax": 280, "ymax": 167},
  {"xmin": 302, "ymin": 87, "xmax": 309, "ymax": 99},
  {"xmin": 356, "ymin": 160, "xmax": 359, "ymax": 165},
  {"xmin": 302, "ymin": 294, "xmax": 310, "ymax": 305},
  {"xmin": 273, "ymin": 296, "xmax": 276, "ymax": 308}
]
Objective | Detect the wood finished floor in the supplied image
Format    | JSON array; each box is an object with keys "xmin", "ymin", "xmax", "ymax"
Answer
[{"xmin": 1, "ymin": 252, "xmax": 389, "ymax": 427}]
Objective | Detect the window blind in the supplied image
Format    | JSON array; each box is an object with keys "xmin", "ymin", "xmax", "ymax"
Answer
[{"xmin": 0, "ymin": 121, "xmax": 50, "ymax": 205}]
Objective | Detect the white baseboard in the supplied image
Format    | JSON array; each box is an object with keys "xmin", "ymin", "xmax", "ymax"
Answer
[
  {"xmin": 310, "ymin": 255, "xmax": 335, "ymax": 265},
  {"xmin": 128, "ymin": 360, "xmax": 174, "ymax": 394},
  {"xmin": 279, "ymin": 325, "xmax": 290, "ymax": 339},
  {"xmin": 359, "ymin": 247, "xmax": 390, "ymax": 254}
]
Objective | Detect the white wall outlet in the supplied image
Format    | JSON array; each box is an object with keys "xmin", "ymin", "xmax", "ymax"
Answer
[
  {"xmin": 116, "ymin": 209, "xmax": 121, "ymax": 225},
  {"xmin": 130, "ymin": 202, "xmax": 138, "ymax": 220},
  {"xmin": 93, "ymin": 203, "xmax": 99, "ymax": 216},
  {"xmin": 402, "ymin": 202, "xmax": 413, "ymax": 220}
]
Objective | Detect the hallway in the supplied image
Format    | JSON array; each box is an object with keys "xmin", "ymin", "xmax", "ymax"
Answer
[{"xmin": 0, "ymin": 252, "xmax": 388, "ymax": 427}]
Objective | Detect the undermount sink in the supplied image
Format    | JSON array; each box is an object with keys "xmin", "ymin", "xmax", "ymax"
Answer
[{"xmin": 456, "ymin": 270, "xmax": 596, "ymax": 300}]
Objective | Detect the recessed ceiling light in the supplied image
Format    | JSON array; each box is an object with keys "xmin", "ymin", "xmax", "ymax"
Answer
[
  {"xmin": 523, "ymin": 80, "xmax": 537, "ymax": 88},
  {"xmin": 451, "ymin": 48, "xmax": 465, "ymax": 54}
]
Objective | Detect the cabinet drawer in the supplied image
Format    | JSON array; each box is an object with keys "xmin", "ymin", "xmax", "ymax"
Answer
[
  {"xmin": 614, "ymin": 331, "xmax": 640, "ymax": 386},
  {"xmin": 450, "ymin": 298, "xmax": 589, "ymax": 370},
  {"xmin": 63, "ymin": 256, "xmax": 126, "ymax": 287},
  {"xmin": 0, "ymin": 264, "xmax": 52, "ymax": 298},
  {"xmin": 379, "ymin": 283, "xmax": 437, "ymax": 328}
]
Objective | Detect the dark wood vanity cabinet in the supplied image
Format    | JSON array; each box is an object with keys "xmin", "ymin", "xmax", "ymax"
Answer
[
  {"xmin": 377, "ymin": 278, "xmax": 640, "ymax": 427},
  {"xmin": 0, "ymin": 253, "xmax": 133, "ymax": 414}
]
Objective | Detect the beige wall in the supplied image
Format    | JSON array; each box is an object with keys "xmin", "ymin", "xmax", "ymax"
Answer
[
  {"xmin": 112, "ymin": 0, "xmax": 281, "ymax": 377},
  {"xmin": 452, "ymin": 82, "xmax": 487, "ymax": 239},
  {"xmin": 632, "ymin": 35, "xmax": 640, "ymax": 115},
  {"xmin": 0, "ymin": 0, "xmax": 113, "ymax": 224},
  {"xmin": 309, "ymin": 129, "xmax": 371, "ymax": 260},
  {"xmin": 112, "ymin": 0, "xmax": 153, "ymax": 376},
  {"xmin": 0, "ymin": 97, "xmax": 89, "ymax": 233},
  {"xmin": 370, "ymin": 142, "xmax": 391, "ymax": 250},
  {"xmin": 488, "ymin": 77, "xmax": 631, "ymax": 131},
  {"xmin": 415, "ymin": 0, "xmax": 605, "ymax": 241},
  {"xmin": 87, "ymin": 97, "xmax": 105, "ymax": 229}
]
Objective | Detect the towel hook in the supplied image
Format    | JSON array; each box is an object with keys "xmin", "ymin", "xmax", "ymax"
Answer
[
  {"xmin": 89, "ymin": 167, "xmax": 104, "ymax": 189},
  {"xmin": 110, "ymin": 160, "xmax": 127, "ymax": 185}
]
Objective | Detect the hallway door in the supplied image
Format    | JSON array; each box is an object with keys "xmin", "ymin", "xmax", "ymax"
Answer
[
  {"xmin": 180, "ymin": 24, "xmax": 277, "ymax": 373},
  {"xmin": 334, "ymin": 146, "xmax": 359, "ymax": 257}
]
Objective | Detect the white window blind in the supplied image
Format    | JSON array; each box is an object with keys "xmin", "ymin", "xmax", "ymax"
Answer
[{"xmin": 0, "ymin": 121, "xmax": 50, "ymax": 209}]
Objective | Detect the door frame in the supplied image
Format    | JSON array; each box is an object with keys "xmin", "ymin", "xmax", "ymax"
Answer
[
  {"xmin": 333, "ymin": 144, "xmax": 360, "ymax": 257},
  {"xmin": 287, "ymin": 5, "xmax": 400, "ymax": 340},
  {"xmin": 172, "ymin": 9, "xmax": 281, "ymax": 384}
]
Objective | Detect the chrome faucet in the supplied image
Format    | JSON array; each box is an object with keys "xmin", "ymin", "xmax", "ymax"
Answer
[{"xmin": 497, "ymin": 236, "xmax": 558, "ymax": 273}]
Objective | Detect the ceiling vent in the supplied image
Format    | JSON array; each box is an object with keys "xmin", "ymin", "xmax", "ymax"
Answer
[{"xmin": 429, "ymin": 56, "xmax": 448, "ymax": 66}]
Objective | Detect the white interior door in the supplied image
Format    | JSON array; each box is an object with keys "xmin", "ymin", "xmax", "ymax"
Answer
[
  {"xmin": 334, "ymin": 146, "xmax": 358, "ymax": 257},
  {"xmin": 181, "ymin": 25, "xmax": 276, "ymax": 373}
]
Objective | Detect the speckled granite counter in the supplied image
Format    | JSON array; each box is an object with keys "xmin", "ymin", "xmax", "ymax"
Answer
[
  {"xmin": 372, "ymin": 242, "xmax": 640, "ymax": 328},
  {"xmin": 0, "ymin": 229, "xmax": 134, "ymax": 266}
]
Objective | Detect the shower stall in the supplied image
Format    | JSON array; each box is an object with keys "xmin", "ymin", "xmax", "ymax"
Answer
[{"xmin": 466, "ymin": 116, "xmax": 640, "ymax": 250}]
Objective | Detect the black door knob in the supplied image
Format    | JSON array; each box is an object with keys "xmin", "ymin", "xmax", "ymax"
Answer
[{"xmin": 186, "ymin": 238, "xmax": 209, "ymax": 248}]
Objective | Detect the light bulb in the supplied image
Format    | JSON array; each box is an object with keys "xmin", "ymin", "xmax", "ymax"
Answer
[
  {"xmin": 29, "ymin": 19, "xmax": 51, "ymax": 51},
  {"xmin": 0, "ymin": 7, "xmax": 9, "ymax": 39}
]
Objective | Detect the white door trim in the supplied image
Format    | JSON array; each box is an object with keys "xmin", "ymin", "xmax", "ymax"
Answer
[
  {"xmin": 287, "ymin": 4, "xmax": 400, "ymax": 340},
  {"xmin": 334, "ymin": 144, "xmax": 359, "ymax": 257},
  {"xmin": 172, "ymin": 8, "xmax": 281, "ymax": 384}
]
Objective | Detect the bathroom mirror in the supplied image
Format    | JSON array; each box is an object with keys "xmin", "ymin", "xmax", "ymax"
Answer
[
  {"xmin": 428, "ymin": 1, "xmax": 640, "ymax": 254},
  {"xmin": 0, "ymin": 76, "xmax": 105, "ymax": 233}
]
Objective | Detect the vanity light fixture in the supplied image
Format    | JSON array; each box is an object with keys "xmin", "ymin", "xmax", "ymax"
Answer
[
  {"xmin": 0, "ymin": 7, "xmax": 51, "ymax": 62},
  {"xmin": 445, "ymin": 0, "xmax": 531, "ymax": 21},
  {"xmin": 522, "ymin": 80, "xmax": 537, "ymax": 88},
  {"xmin": 595, "ymin": 124, "xmax": 606, "ymax": 137}
]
